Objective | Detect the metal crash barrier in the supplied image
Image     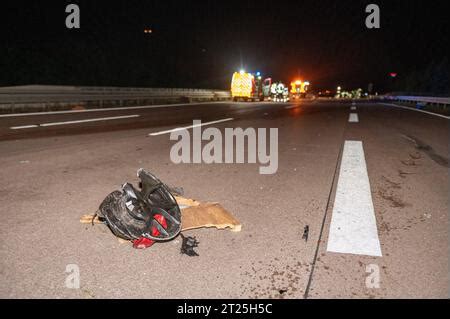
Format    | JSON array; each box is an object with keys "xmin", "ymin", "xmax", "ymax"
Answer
[{"xmin": 0, "ymin": 85, "xmax": 231, "ymax": 114}]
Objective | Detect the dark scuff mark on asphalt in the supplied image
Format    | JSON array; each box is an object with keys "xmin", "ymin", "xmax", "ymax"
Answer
[
  {"xmin": 239, "ymin": 258, "xmax": 304, "ymax": 298},
  {"xmin": 402, "ymin": 134, "xmax": 449, "ymax": 168},
  {"xmin": 401, "ymin": 159, "xmax": 420, "ymax": 166},
  {"xmin": 381, "ymin": 176, "xmax": 401, "ymax": 189},
  {"xmin": 378, "ymin": 189, "xmax": 408, "ymax": 208},
  {"xmin": 398, "ymin": 169, "xmax": 415, "ymax": 178}
]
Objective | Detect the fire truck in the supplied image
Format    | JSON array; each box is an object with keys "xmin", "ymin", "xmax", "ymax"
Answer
[{"xmin": 290, "ymin": 80, "xmax": 310, "ymax": 99}]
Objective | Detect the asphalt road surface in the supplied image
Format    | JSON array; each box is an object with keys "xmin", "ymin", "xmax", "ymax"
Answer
[{"xmin": 0, "ymin": 100, "xmax": 448, "ymax": 298}]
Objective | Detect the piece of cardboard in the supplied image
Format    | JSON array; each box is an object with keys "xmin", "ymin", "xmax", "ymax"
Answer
[{"xmin": 181, "ymin": 202, "xmax": 241, "ymax": 232}]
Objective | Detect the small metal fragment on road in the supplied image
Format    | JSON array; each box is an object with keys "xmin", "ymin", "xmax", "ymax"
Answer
[
  {"xmin": 180, "ymin": 233, "xmax": 199, "ymax": 256},
  {"xmin": 302, "ymin": 225, "xmax": 309, "ymax": 242},
  {"xmin": 278, "ymin": 289, "xmax": 287, "ymax": 295}
]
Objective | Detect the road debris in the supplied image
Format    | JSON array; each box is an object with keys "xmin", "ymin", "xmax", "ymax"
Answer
[
  {"xmin": 180, "ymin": 200, "xmax": 241, "ymax": 232},
  {"xmin": 80, "ymin": 168, "xmax": 241, "ymax": 250},
  {"xmin": 94, "ymin": 168, "xmax": 182, "ymax": 242},
  {"xmin": 180, "ymin": 233, "xmax": 200, "ymax": 256},
  {"xmin": 302, "ymin": 225, "xmax": 309, "ymax": 242},
  {"xmin": 81, "ymin": 197, "xmax": 241, "ymax": 232}
]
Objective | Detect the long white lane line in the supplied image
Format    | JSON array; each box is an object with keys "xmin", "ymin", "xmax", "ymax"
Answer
[
  {"xmin": 350, "ymin": 106, "xmax": 356, "ymax": 110},
  {"xmin": 378, "ymin": 102, "xmax": 450, "ymax": 120},
  {"xmin": 148, "ymin": 118, "xmax": 234, "ymax": 136},
  {"xmin": 327, "ymin": 140, "xmax": 382, "ymax": 257},
  {"xmin": 10, "ymin": 114, "xmax": 140, "ymax": 129},
  {"xmin": 40, "ymin": 114, "xmax": 140, "ymax": 127},
  {"xmin": 348, "ymin": 113, "xmax": 359, "ymax": 122},
  {"xmin": 285, "ymin": 105, "xmax": 299, "ymax": 109},
  {"xmin": 0, "ymin": 101, "xmax": 229, "ymax": 118},
  {"xmin": 10, "ymin": 124, "xmax": 39, "ymax": 130}
]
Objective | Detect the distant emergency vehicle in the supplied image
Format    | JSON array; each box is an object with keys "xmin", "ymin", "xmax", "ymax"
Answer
[
  {"xmin": 231, "ymin": 71, "xmax": 271, "ymax": 101},
  {"xmin": 290, "ymin": 80, "xmax": 310, "ymax": 99}
]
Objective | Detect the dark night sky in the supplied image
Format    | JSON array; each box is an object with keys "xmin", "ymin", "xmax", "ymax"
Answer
[{"xmin": 1, "ymin": 0, "xmax": 448, "ymax": 92}]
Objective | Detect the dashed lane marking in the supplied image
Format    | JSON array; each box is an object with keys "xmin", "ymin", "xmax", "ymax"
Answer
[
  {"xmin": 326, "ymin": 140, "xmax": 382, "ymax": 257},
  {"xmin": 10, "ymin": 114, "xmax": 140, "ymax": 129},
  {"xmin": 10, "ymin": 124, "xmax": 39, "ymax": 129},
  {"xmin": 148, "ymin": 118, "xmax": 234, "ymax": 136},
  {"xmin": 348, "ymin": 113, "xmax": 359, "ymax": 122}
]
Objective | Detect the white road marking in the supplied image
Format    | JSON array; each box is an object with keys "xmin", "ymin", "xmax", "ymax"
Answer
[
  {"xmin": 10, "ymin": 124, "xmax": 39, "ymax": 130},
  {"xmin": 327, "ymin": 140, "xmax": 382, "ymax": 257},
  {"xmin": 348, "ymin": 113, "xmax": 359, "ymax": 122},
  {"xmin": 10, "ymin": 114, "xmax": 140, "ymax": 129},
  {"xmin": 378, "ymin": 102, "xmax": 450, "ymax": 120},
  {"xmin": 285, "ymin": 105, "xmax": 299, "ymax": 109},
  {"xmin": 0, "ymin": 101, "xmax": 229, "ymax": 118},
  {"xmin": 148, "ymin": 118, "xmax": 234, "ymax": 136},
  {"xmin": 350, "ymin": 106, "xmax": 356, "ymax": 110}
]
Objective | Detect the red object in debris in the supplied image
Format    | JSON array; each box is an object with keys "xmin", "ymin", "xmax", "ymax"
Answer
[
  {"xmin": 132, "ymin": 237, "xmax": 155, "ymax": 249},
  {"xmin": 132, "ymin": 213, "xmax": 168, "ymax": 249}
]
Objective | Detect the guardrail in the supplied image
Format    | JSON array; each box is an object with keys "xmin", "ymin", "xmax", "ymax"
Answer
[
  {"xmin": 382, "ymin": 95, "xmax": 450, "ymax": 106},
  {"xmin": 0, "ymin": 85, "xmax": 231, "ymax": 114}
]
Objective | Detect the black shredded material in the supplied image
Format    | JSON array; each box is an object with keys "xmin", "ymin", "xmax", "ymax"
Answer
[
  {"xmin": 180, "ymin": 233, "xmax": 199, "ymax": 256},
  {"xmin": 302, "ymin": 225, "xmax": 309, "ymax": 242}
]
